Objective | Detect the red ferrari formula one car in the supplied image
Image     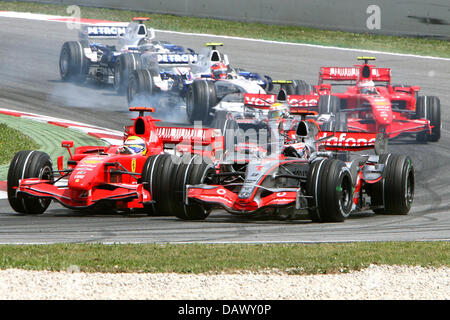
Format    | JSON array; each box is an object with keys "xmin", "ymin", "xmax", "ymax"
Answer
[
  {"xmin": 315, "ymin": 57, "xmax": 441, "ymax": 142},
  {"xmin": 7, "ymin": 107, "xmax": 224, "ymax": 217},
  {"xmin": 157, "ymin": 116, "xmax": 415, "ymax": 222},
  {"xmin": 248, "ymin": 57, "xmax": 440, "ymax": 142}
]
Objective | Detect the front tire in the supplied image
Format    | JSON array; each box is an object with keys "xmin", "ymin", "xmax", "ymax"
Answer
[
  {"xmin": 7, "ymin": 151, "xmax": 53, "ymax": 214},
  {"xmin": 416, "ymin": 96, "xmax": 441, "ymax": 142},
  {"xmin": 306, "ymin": 159, "xmax": 353, "ymax": 222},
  {"xmin": 318, "ymin": 95, "xmax": 341, "ymax": 115}
]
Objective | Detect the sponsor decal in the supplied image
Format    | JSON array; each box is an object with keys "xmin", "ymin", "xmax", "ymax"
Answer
[
  {"xmin": 131, "ymin": 158, "xmax": 137, "ymax": 173},
  {"xmin": 244, "ymin": 94, "xmax": 276, "ymax": 106},
  {"xmin": 157, "ymin": 127, "xmax": 209, "ymax": 141},
  {"xmin": 157, "ymin": 54, "xmax": 198, "ymax": 64},
  {"xmin": 82, "ymin": 160, "xmax": 101, "ymax": 164},
  {"xmin": 287, "ymin": 96, "xmax": 318, "ymax": 107},
  {"xmin": 86, "ymin": 26, "xmax": 126, "ymax": 37},
  {"xmin": 318, "ymin": 132, "xmax": 376, "ymax": 147},
  {"xmin": 329, "ymin": 67, "xmax": 359, "ymax": 78}
]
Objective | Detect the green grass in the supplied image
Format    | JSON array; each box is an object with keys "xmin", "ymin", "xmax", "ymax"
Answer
[
  {"xmin": 1, "ymin": 1, "xmax": 449, "ymax": 58},
  {"xmin": 0, "ymin": 114, "xmax": 107, "ymax": 180},
  {"xmin": 0, "ymin": 123, "xmax": 38, "ymax": 165},
  {"xmin": 0, "ymin": 242, "xmax": 449, "ymax": 274}
]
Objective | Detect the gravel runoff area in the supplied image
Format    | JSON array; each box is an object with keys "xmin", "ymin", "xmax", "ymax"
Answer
[{"xmin": 0, "ymin": 265, "xmax": 449, "ymax": 300}]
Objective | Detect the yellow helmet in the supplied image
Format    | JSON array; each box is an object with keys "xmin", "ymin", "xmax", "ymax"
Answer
[
  {"xmin": 124, "ymin": 136, "xmax": 147, "ymax": 155},
  {"xmin": 268, "ymin": 103, "xmax": 289, "ymax": 120}
]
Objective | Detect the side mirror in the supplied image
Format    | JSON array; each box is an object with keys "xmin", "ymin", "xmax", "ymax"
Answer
[
  {"xmin": 61, "ymin": 140, "xmax": 74, "ymax": 158},
  {"xmin": 61, "ymin": 140, "xmax": 74, "ymax": 148}
]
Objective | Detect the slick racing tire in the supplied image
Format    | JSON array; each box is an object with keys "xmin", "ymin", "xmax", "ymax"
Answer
[
  {"xmin": 415, "ymin": 96, "xmax": 441, "ymax": 142},
  {"xmin": 7, "ymin": 151, "xmax": 53, "ymax": 214},
  {"xmin": 171, "ymin": 155, "xmax": 215, "ymax": 220},
  {"xmin": 211, "ymin": 111, "xmax": 239, "ymax": 157},
  {"xmin": 370, "ymin": 154, "xmax": 414, "ymax": 215},
  {"xmin": 291, "ymin": 80, "xmax": 314, "ymax": 95},
  {"xmin": 318, "ymin": 95, "xmax": 341, "ymax": 115},
  {"xmin": 59, "ymin": 41, "xmax": 90, "ymax": 82},
  {"xmin": 114, "ymin": 52, "xmax": 143, "ymax": 94},
  {"xmin": 141, "ymin": 154, "xmax": 214, "ymax": 219},
  {"xmin": 127, "ymin": 69, "xmax": 158, "ymax": 105},
  {"xmin": 186, "ymin": 80, "xmax": 217, "ymax": 125},
  {"xmin": 141, "ymin": 154, "xmax": 174, "ymax": 216},
  {"xmin": 306, "ymin": 159, "xmax": 353, "ymax": 222}
]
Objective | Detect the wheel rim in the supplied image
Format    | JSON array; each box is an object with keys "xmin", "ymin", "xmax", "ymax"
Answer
[
  {"xmin": 339, "ymin": 175, "xmax": 352, "ymax": 218},
  {"xmin": 38, "ymin": 165, "xmax": 53, "ymax": 208},
  {"xmin": 405, "ymin": 167, "xmax": 414, "ymax": 207}
]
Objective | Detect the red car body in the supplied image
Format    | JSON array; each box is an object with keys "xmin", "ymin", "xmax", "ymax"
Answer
[
  {"xmin": 10, "ymin": 107, "xmax": 223, "ymax": 212},
  {"xmin": 244, "ymin": 57, "xmax": 439, "ymax": 141}
]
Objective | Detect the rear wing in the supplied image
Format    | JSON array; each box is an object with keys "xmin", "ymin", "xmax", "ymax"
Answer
[
  {"xmin": 319, "ymin": 67, "xmax": 391, "ymax": 83},
  {"xmin": 243, "ymin": 93, "xmax": 319, "ymax": 112},
  {"xmin": 156, "ymin": 127, "xmax": 219, "ymax": 145},
  {"xmin": 156, "ymin": 126, "xmax": 224, "ymax": 159},
  {"xmin": 79, "ymin": 23, "xmax": 129, "ymax": 39}
]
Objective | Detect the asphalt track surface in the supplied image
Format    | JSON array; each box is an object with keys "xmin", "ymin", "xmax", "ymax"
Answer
[{"xmin": 0, "ymin": 16, "xmax": 449, "ymax": 244}]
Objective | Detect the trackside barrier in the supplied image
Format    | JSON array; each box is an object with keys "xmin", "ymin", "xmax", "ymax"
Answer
[{"xmin": 12, "ymin": 0, "xmax": 450, "ymax": 39}]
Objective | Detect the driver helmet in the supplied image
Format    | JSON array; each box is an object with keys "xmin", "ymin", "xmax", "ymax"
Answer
[
  {"xmin": 211, "ymin": 62, "xmax": 228, "ymax": 80},
  {"xmin": 358, "ymin": 80, "xmax": 377, "ymax": 94},
  {"xmin": 124, "ymin": 136, "xmax": 147, "ymax": 155},
  {"xmin": 268, "ymin": 103, "xmax": 289, "ymax": 120}
]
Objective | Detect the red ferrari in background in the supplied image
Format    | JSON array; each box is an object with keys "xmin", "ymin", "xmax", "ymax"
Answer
[
  {"xmin": 314, "ymin": 57, "xmax": 441, "ymax": 142},
  {"xmin": 253, "ymin": 57, "xmax": 440, "ymax": 142}
]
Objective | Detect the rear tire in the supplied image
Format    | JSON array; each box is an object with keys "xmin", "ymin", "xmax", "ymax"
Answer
[
  {"xmin": 306, "ymin": 159, "xmax": 353, "ymax": 222},
  {"xmin": 114, "ymin": 52, "xmax": 143, "ymax": 94},
  {"xmin": 186, "ymin": 80, "xmax": 216, "ymax": 125},
  {"xmin": 59, "ymin": 41, "xmax": 90, "ymax": 82},
  {"xmin": 172, "ymin": 155, "xmax": 215, "ymax": 220},
  {"xmin": 127, "ymin": 69, "xmax": 158, "ymax": 105},
  {"xmin": 7, "ymin": 151, "xmax": 53, "ymax": 214},
  {"xmin": 292, "ymin": 80, "xmax": 314, "ymax": 95},
  {"xmin": 141, "ymin": 154, "xmax": 214, "ymax": 219}
]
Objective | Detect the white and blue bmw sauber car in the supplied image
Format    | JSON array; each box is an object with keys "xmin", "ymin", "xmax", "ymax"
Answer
[{"xmin": 58, "ymin": 17, "xmax": 196, "ymax": 93}]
